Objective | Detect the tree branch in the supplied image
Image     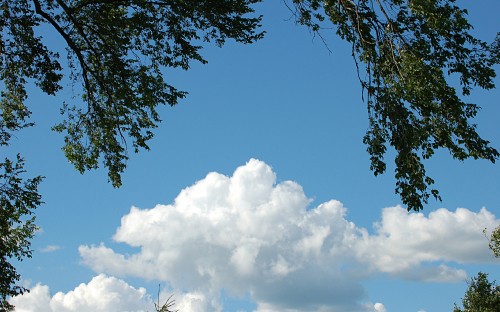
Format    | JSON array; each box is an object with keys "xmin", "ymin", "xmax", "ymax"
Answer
[{"xmin": 32, "ymin": 0, "xmax": 95, "ymax": 102}]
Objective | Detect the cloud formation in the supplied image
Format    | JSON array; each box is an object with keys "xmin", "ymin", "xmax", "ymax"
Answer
[
  {"xmin": 11, "ymin": 275, "xmax": 150, "ymax": 312},
  {"xmin": 72, "ymin": 159, "xmax": 499, "ymax": 311},
  {"xmin": 12, "ymin": 159, "xmax": 495, "ymax": 311},
  {"xmin": 39, "ymin": 245, "xmax": 61, "ymax": 253},
  {"xmin": 355, "ymin": 206, "xmax": 498, "ymax": 281}
]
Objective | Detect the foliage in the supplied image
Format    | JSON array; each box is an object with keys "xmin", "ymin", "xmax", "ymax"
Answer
[
  {"xmin": 486, "ymin": 225, "xmax": 500, "ymax": 258},
  {"xmin": 1, "ymin": 0, "xmax": 264, "ymax": 187},
  {"xmin": 1, "ymin": 0, "xmax": 262, "ymax": 309},
  {"xmin": 289, "ymin": 0, "xmax": 499, "ymax": 211},
  {"xmin": 453, "ymin": 272, "xmax": 500, "ymax": 312},
  {"xmin": 1, "ymin": 1, "xmax": 498, "ymax": 209},
  {"xmin": 0, "ymin": 155, "xmax": 42, "ymax": 312}
]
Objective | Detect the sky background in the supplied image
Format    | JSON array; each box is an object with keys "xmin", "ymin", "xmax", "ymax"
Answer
[{"xmin": 6, "ymin": 1, "xmax": 500, "ymax": 311}]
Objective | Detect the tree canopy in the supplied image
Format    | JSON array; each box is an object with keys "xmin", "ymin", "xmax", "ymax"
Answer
[
  {"xmin": 486, "ymin": 225, "xmax": 500, "ymax": 258},
  {"xmin": 454, "ymin": 272, "xmax": 500, "ymax": 312},
  {"xmin": 1, "ymin": 0, "xmax": 499, "ymax": 309},
  {"xmin": 289, "ymin": 0, "xmax": 499, "ymax": 211},
  {"xmin": 1, "ymin": 0, "xmax": 264, "ymax": 187},
  {"xmin": 0, "ymin": 156, "xmax": 42, "ymax": 311},
  {"xmin": 1, "ymin": 0, "xmax": 498, "ymax": 208},
  {"xmin": 1, "ymin": 0, "xmax": 262, "ymax": 309}
]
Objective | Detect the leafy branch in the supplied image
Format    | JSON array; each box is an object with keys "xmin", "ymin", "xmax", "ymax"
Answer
[{"xmin": 289, "ymin": 0, "xmax": 499, "ymax": 211}]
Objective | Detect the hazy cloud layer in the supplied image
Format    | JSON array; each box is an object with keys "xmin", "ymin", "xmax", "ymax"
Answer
[
  {"xmin": 73, "ymin": 159, "xmax": 498, "ymax": 311},
  {"xmin": 39, "ymin": 245, "xmax": 61, "ymax": 253}
]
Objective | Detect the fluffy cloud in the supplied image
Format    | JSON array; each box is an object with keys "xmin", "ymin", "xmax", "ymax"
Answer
[
  {"xmin": 174, "ymin": 291, "xmax": 221, "ymax": 312},
  {"xmin": 11, "ymin": 284, "xmax": 51, "ymax": 312},
  {"xmin": 373, "ymin": 302, "xmax": 387, "ymax": 312},
  {"xmin": 355, "ymin": 206, "xmax": 498, "ymax": 281},
  {"xmin": 77, "ymin": 159, "xmax": 498, "ymax": 311},
  {"xmin": 11, "ymin": 275, "xmax": 151, "ymax": 312}
]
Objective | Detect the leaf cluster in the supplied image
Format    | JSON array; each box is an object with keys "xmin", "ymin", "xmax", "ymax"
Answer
[
  {"xmin": 0, "ymin": 1, "xmax": 63, "ymax": 147},
  {"xmin": 290, "ymin": 0, "xmax": 499, "ymax": 211},
  {"xmin": 2, "ymin": 0, "xmax": 264, "ymax": 187},
  {"xmin": 0, "ymin": 155, "xmax": 42, "ymax": 311},
  {"xmin": 454, "ymin": 272, "xmax": 500, "ymax": 312},
  {"xmin": 486, "ymin": 225, "xmax": 500, "ymax": 258},
  {"xmin": 1, "ymin": 1, "xmax": 263, "ymax": 309}
]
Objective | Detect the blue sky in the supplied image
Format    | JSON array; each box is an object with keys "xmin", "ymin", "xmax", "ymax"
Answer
[{"xmin": 7, "ymin": 1, "xmax": 500, "ymax": 311}]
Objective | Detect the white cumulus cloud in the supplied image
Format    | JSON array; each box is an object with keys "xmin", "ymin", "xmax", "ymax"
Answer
[
  {"xmin": 76, "ymin": 159, "xmax": 498, "ymax": 311},
  {"xmin": 373, "ymin": 302, "xmax": 387, "ymax": 312},
  {"xmin": 11, "ymin": 275, "xmax": 151, "ymax": 312},
  {"xmin": 10, "ymin": 284, "xmax": 51, "ymax": 312},
  {"xmin": 174, "ymin": 291, "xmax": 221, "ymax": 312},
  {"xmin": 355, "ymin": 206, "xmax": 498, "ymax": 281}
]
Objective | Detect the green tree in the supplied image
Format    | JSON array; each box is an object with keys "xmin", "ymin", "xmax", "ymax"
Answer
[
  {"xmin": 486, "ymin": 225, "xmax": 500, "ymax": 258},
  {"xmin": 453, "ymin": 272, "xmax": 500, "ymax": 312},
  {"xmin": 0, "ymin": 155, "xmax": 42, "ymax": 312},
  {"xmin": 289, "ymin": 0, "xmax": 499, "ymax": 211},
  {"xmin": 2, "ymin": 0, "xmax": 264, "ymax": 188},
  {"xmin": 1, "ymin": 0, "xmax": 262, "ymax": 310}
]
